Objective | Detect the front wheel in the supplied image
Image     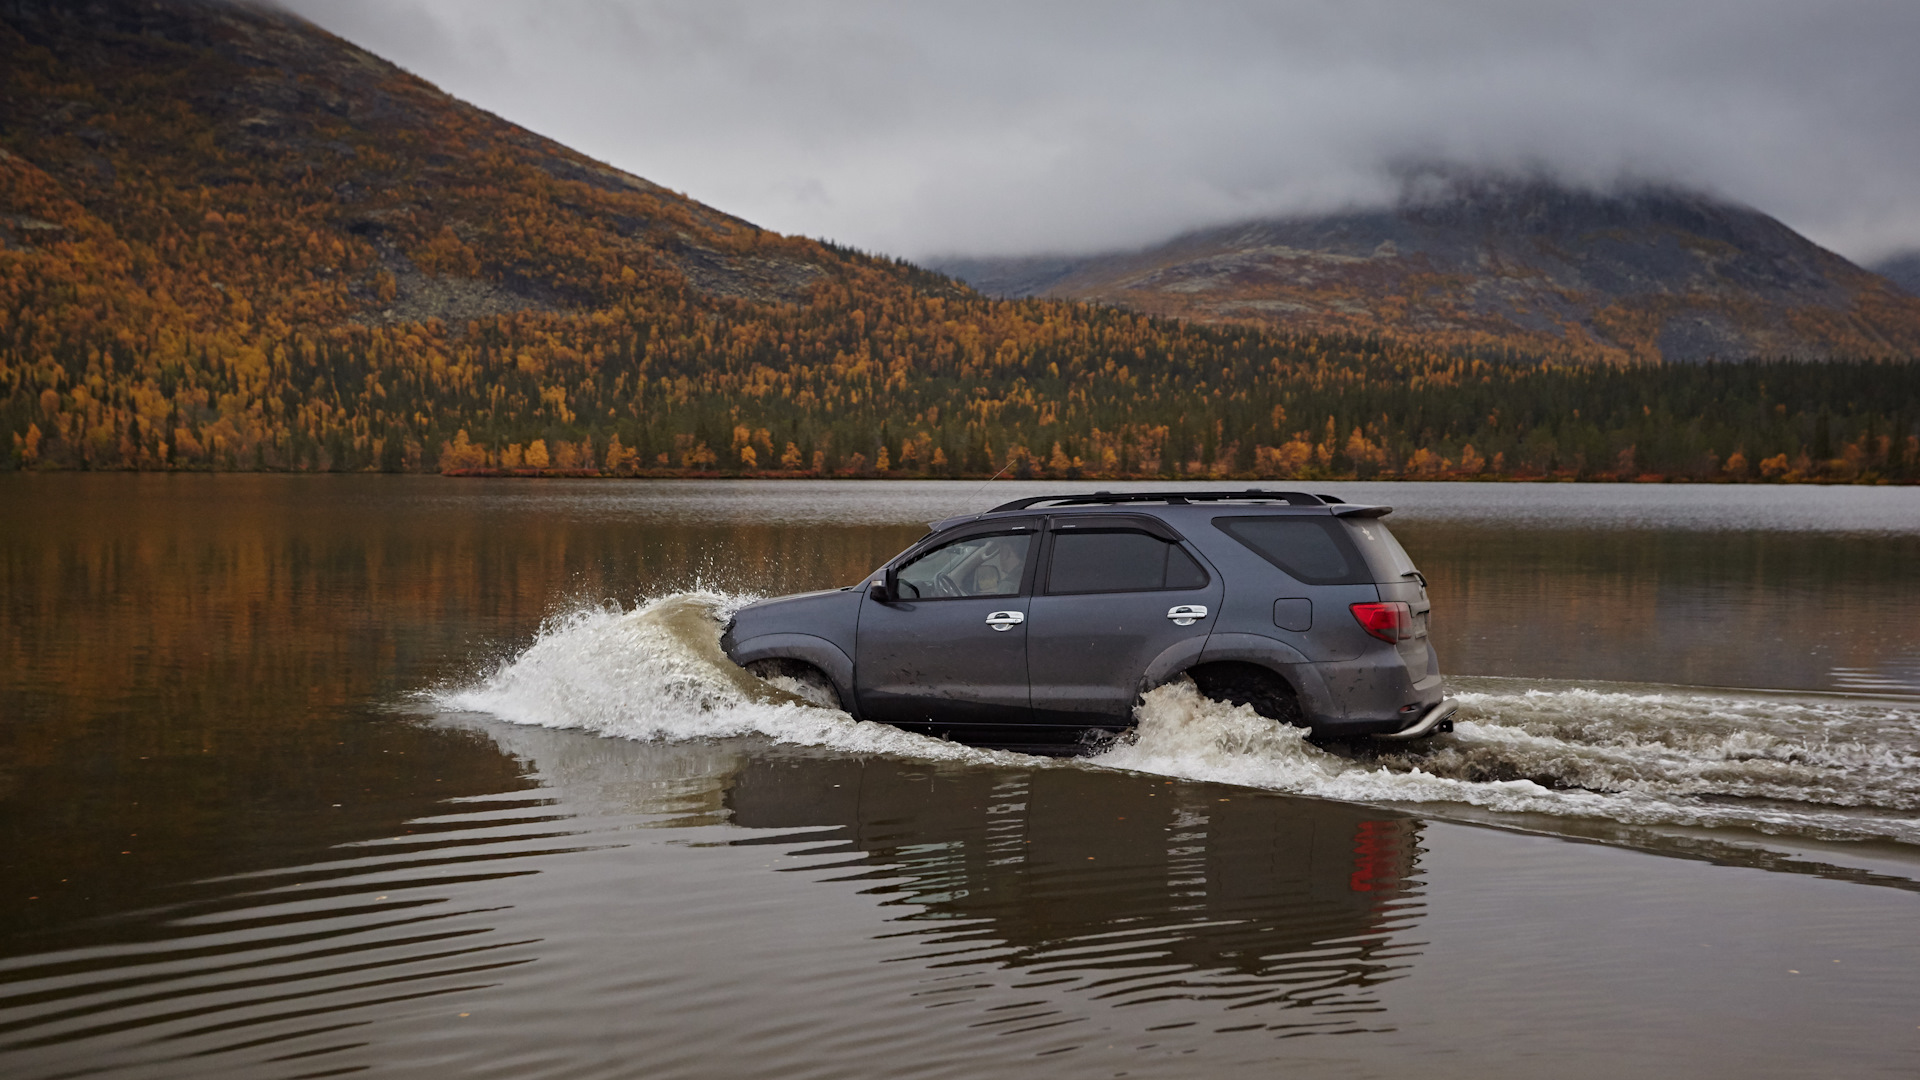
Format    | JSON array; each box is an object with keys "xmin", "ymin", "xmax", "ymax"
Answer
[{"xmin": 744, "ymin": 658, "xmax": 845, "ymax": 711}]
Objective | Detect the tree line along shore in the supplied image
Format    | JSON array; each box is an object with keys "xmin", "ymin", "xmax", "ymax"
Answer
[{"xmin": 5, "ymin": 296, "xmax": 1914, "ymax": 483}]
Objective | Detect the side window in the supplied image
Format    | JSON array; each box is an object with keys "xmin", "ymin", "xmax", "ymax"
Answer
[
  {"xmin": 1213, "ymin": 516, "xmax": 1369, "ymax": 585},
  {"xmin": 895, "ymin": 533, "xmax": 1031, "ymax": 599},
  {"xmin": 1046, "ymin": 531, "xmax": 1210, "ymax": 594},
  {"xmin": 1166, "ymin": 544, "xmax": 1209, "ymax": 589}
]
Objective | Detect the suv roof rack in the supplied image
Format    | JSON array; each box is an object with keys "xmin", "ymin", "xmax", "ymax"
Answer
[{"xmin": 988, "ymin": 489, "xmax": 1329, "ymax": 513}]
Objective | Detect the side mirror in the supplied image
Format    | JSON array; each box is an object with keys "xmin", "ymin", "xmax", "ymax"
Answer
[{"xmin": 869, "ymin": 570, "xmax": 895, "ymax": 603}]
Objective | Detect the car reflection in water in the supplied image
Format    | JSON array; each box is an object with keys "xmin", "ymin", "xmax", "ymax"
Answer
[{"xmin": 726, "ymin": 758, "xmax": 1427, "ymax": 1032}]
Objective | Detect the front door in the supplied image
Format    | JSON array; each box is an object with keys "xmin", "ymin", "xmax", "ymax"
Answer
[
  {"xmin": 854, "ymin": 522, "xmax": 1039, "ymax": 736},
  {"xmin": 1025, "ymin": 520, "xmax": 1222, "ymax": 729}
]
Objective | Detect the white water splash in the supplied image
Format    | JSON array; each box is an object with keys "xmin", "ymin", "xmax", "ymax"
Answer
[
  {"xmin": 432, "ymin": 592, "xmax": 1024, "ymax": 765},
  {"xmin": 1090, "ymin": 681, "xmax": 1920, "ymax": 844},
  {"xmin": 433, "ymin": 591, "xmax": 1920, "ymax": 845}
]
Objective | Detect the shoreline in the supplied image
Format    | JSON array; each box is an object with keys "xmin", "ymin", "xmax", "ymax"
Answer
[{"xmin": 4, "ymin": 467, "xmax": 1913, "ymax": 485}]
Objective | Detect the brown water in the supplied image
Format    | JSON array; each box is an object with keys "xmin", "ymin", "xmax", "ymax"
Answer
[{"xmin": 4, "ymin": 475, "xmax": 1920, "ymax": 1078}]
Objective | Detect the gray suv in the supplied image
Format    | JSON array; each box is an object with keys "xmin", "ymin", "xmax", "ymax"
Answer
[{"xmin": 721, "ymin": 490, "xmax": 1456, "ymax": 749}]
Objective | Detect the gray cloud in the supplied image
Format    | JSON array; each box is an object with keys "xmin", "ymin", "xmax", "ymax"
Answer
[{"xmin": 279, "ymin": 0, "xmax": 1920, "ymax": 262}]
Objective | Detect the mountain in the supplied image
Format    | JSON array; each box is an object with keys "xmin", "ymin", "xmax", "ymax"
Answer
[
  {"xmin": 1, "ymin": 1, "xmax": 1913, "ymax": 484},
  {"xmin": 1872, "ymin": 252, "xmax": 1920, "ymax": 297},
  {"xmin": 934, "ymin": 178, "xmax": 1920, "ymax": 363},
  {"xmin": 0, "ymin": 0, "xmax": 961, "ymax": 325}
]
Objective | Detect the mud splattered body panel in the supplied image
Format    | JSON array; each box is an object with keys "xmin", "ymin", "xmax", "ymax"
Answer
[{"xmin": 724, "ymin": 491, "xmax": 1450, "ymax": 741}]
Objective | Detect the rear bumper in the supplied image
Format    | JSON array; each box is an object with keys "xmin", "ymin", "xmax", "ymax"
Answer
[
  {"xmin": 1373, "ymin": 698, "xmax": 1459, "ymax": 740},
  {"xmin": 1295, "ymin": 646, "xmax": 1444, "ymax": 736},
  {"xmin": 1195, "ymin": 632, "xmax": 1444, "ymax": 737}
]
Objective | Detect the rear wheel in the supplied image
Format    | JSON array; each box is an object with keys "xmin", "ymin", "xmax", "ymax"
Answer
[
  {"xmin": 1185, "ymin": 662, "xmax": 1304, "ymax": 727},
  {"xmin": 744, "ymin": 658, "xmax": 844, "ymax": 711}
]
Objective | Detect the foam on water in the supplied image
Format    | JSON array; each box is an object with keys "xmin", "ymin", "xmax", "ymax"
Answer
[
  {"xmin": 434, "ymin": 591, "xmax": 1920, "ymax": 846},
  {"xmin": 433, "ymin": 591, "xmax": 1026, "ymax": 765},
  {"xmin": 1091, "ymin": 682, "xmax": 1920, "ymax": 844}
]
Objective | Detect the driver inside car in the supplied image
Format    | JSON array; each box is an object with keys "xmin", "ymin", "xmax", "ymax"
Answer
[
  {"xmin": 963, "ymin": 537, "xmax": 1024, "ymax": 595},
  {"xmin": 900, "ymin": 533, "xmax": 1030, "ymax": 599}
]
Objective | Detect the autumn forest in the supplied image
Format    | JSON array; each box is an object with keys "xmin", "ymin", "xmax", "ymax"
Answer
[{"xmin": 2, "ymin": 2, "xmax": 1914, "ymax": 484}]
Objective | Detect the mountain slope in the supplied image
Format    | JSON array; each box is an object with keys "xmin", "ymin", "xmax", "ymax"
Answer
[
  {"xmin": 0, "ymin": 0, "xmax": 955, "ymax": 331},
  {"xmin": 1872, "ymin": 252, "xmax": 1920, "ymax": 297},
  {"xmin": 1, "ymin": 1, "xmax": 1913, "ymax": 484},
  {"xmin": 936, "ymin": 179, "xmax": 1920, "ymax": 363}
]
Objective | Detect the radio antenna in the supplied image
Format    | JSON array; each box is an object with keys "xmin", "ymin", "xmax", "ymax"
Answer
[{"xmin": 962, "ymin": 459, "xmax": 1015, "ymax": 517}]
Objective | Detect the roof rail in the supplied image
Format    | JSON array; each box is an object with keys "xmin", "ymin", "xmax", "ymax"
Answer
[{"xmin": 988, "ymin": 489, "xmax": 1328, "ymax": 513}]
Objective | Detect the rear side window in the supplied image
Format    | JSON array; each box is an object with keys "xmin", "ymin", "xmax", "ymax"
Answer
[
  {"xmin": 1046, "ymin": 531, "xmax": 1209, "ymax": 594},
  {"xmin": 1214, "ymin": 516, "xmax": 1369, "ymax": 585}
]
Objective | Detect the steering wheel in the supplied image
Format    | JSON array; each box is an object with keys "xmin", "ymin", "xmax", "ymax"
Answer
[{"xmin": 934, "ymin": 571, "xmax": 962, "ymax": 597}]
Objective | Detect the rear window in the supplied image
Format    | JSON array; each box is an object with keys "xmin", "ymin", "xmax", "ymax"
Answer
[
  {"xmin": 1343, "ymin": 518, "xmax": 1419, "ymax": 581},
  {"xmin": 1213, "ymin": 516, "xmax": 1370, "ymax": 585},
  {"xmin": 1046, "ymin": 530, "xmax": 1210, "ymax": 594}
]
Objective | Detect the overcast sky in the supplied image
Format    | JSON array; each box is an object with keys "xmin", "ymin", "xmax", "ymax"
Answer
[{"xmin": 279, "ymin": 0, "xmax": 1920, "ymax": 263}]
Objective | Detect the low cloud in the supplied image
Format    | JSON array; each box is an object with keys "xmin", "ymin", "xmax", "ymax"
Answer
[{"xmin": 282, "ymin": 0, "xmax": 1920, "ymax": 262}]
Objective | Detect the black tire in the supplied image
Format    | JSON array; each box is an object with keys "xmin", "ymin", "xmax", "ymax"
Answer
[
  {"xmin": 744, "ymin": 658, "xmax": 845, "ymax": 711},
  {"xmin": 1186, "ymin": 662, "xmax": 1305, "ymax": 727}
]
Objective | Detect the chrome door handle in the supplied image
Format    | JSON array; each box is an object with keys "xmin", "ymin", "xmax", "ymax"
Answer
[
  {"xmin": 1166, "ymin": 604, "xmax": 1209, "ymax": 626},
  {"xmin": 985, "ymin": 610, "xmax": 1026, "ymax": 631}
]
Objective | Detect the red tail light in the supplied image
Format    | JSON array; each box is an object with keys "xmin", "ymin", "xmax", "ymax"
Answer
[{"xmin": 1350, "ymin": 601, "xmax": 1414, "ymax": 643}]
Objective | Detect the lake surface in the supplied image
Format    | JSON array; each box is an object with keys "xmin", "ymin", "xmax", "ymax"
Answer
[{"xmin": 4, "ymin": 476, "xmax": 1920, "ymax": 1078}]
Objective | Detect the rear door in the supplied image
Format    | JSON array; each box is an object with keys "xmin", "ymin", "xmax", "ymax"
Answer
[
  {"xmin": 1025, "ymin": 516, "xmax": 1222, "ymax": 728},
  {"xmin": 854, "ymin": 520, "xmax": 1039, "ymax": 732}
]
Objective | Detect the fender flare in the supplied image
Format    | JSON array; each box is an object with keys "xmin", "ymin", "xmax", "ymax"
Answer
[
  {"xmin": 1139, "ymin": 635, "xmax": 1212, "ymax": 693},
  {"xmin": 1187, "ymin": 632, "xmax": 1342, "ymax": 725},
  {"xmin": 726, "ymin": 633, "xmax": 859, "ymax": 719}
]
